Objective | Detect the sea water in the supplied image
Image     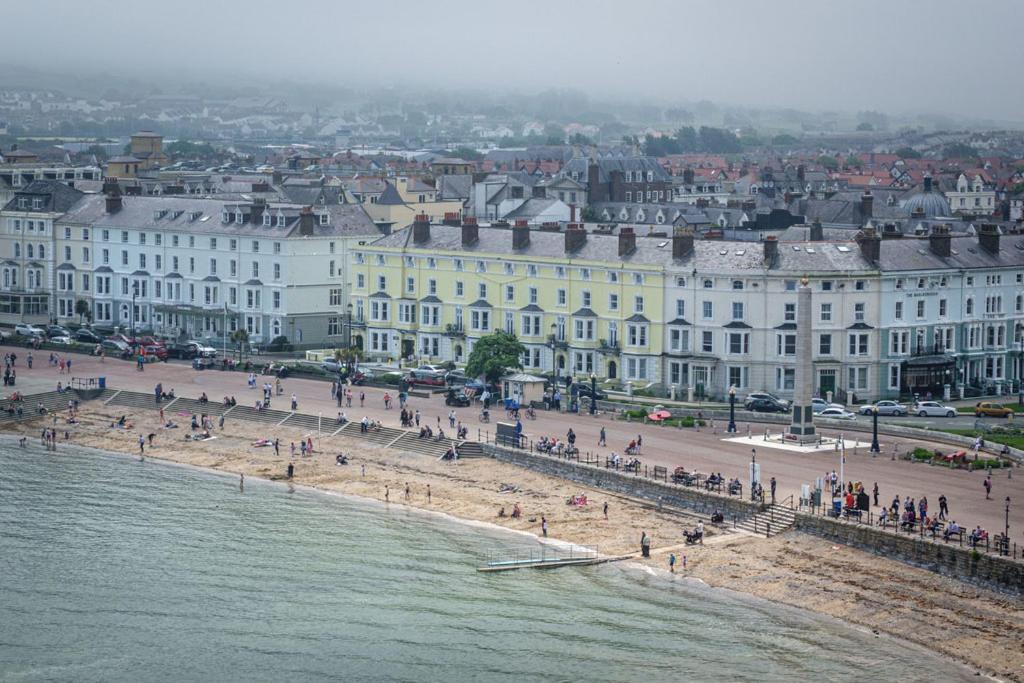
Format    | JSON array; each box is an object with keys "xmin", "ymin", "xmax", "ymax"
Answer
[{"xmin": 0, "ymin": 443, "xmax": 974, "ymax": 682}]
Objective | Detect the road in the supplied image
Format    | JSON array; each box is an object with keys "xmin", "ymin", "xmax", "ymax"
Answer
[{"xmin": 4, "ymin": 343, "xmax": 1022, "ymax": 547}]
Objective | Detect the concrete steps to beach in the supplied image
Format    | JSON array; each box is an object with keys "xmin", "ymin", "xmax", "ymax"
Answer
[
  {"xmin": 0, "ymin": 387, "xmax": 116, "ymax": 424},
  {"xmin": 734, "ymin": 504, "xmax": 796, "ymax": 537},
  {"xmin": 454, "ymin": 441, "xmax": 486, "ymax": 458}
]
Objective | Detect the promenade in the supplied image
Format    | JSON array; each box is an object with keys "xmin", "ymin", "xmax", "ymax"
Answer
[{"xmin": 4, "ymin": 343, "xmax": 1022, "ymax": 542}]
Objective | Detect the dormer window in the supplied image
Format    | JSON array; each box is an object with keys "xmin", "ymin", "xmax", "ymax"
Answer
[
  {"xmin": 17, "ymin": 198, "xmax": 26, "ymax": 209},
  {"xmin": 319, "ymin": 213, "xmax": 329, "ymax": 225},
  {"xmin": 235, "ymin": 212, "xmax": 244, "ymax": 224},
  {"xmin": 262, "ymin": 213, "xmax": 272, "ymax": 226},
  {"xmin": 32, "ymin": 198, "xmax": 42, "ymax": 210},
  {"xmin": 275, "ymin": 213, "xmax": 285, "ymax": 227}
]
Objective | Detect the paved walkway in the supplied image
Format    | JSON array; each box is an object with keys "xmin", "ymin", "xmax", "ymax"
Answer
[{"xmin": 3, "ymin": 343, "xmax": 1022, "ymax": 543}]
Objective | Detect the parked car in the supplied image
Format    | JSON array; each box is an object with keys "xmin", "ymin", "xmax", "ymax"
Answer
[
  {"xmin": 46, "ymin": 325, "xmax": 70, "ymax": 339},
  {"xmin": 975, "ymin": 402, "xmax": 1014, "ymax": 418},
  {"xmin": 744, "ymin": 392, "xmax": 790, "ymax": 410},
  {"xmin": 811, "ymin": 397, "xmax": 845, "ymax": 414},
  {"xmin": 14, "ymin": 323, "xmax": 45, "ymax": 338},
  {"xmin": 143, "ymin": 344, "xmax": 168, "ymax": 360},
  {"xmin": 445, "ymin": 388, "xmax": 471, "ymax": 407},
  {"xmin": 321, "ymin": 358, "xmax": 343, "ymax": 373},
  {"xmin": 747, "ymin": 397, "xmax": 789, "ymax": 413},
  {"xmin": 165, "ymin": 342, "xmax": 199, "ymax": 359},
  {"xmin": 818, "ymin": 407, "xmax": 857, "ymax": 420},
  {"xmin": 186, "ymin": 340, "xmax": 217, "ymax": 358},
  {"xmin": 48, "ymin": 335, "xmax": 73, "ymax": 345},
  {"xmin": 74, "ymin": 328, "xmax": 102, "ymax": 344},
  {"xmin": 859, "ymin": 400, "xmax": 908, "ymax": 416},
  {"xmin": 407, "ymin": 369, "xmax": 447, "ymax": 386},
  {"xmin": 571, "ymin": 382, "xmax": 608, "ymax": 401},
  {"xmin": 101, "ymin": 339, "xmax": 130, "ymax": 356},
  {"xmin": 446, "ymin": 369, "xmax": 469, "ymax": 385},
  {"xmin": 912, "ymin": 401, "xmax": 957, "ymax": 418},
  {"xmin": 417, "ymin": 364, "xmax": 448, "ymax": 374},
  {"xmin": 339, "ymin": 369, "xmax": 366, "ymax": 385}
]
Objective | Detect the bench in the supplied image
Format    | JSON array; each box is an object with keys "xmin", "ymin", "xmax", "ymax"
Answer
[{"xmin": 652, "ymin": 465, "xmax": 667, "ymax": 482}]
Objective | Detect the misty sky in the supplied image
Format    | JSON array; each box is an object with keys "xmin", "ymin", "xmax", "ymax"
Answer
[{"xmin": 2, "ymin": 0, "xmax": 1022, "ymax": 119}]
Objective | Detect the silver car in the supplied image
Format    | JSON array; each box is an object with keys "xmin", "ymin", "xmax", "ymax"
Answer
[
  {"xmin": 859, "ymin": 400, "xmax": 907, "ymax": 416},
  {"xmin": 912, "ymin": 401, "xmax": 957, "ymax": 418}
]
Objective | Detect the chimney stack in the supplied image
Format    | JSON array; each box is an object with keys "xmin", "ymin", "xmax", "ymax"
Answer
[
  {"xmin": 672, "ymin": 229, "xmax": 694, "ymax": 259},
  {"xmin": 413, "ymin": 214, "xmax": 431, "ymax": 244},
  {"xmin": 763, "ymin": 235, "xmax": 778, "ymax": 265},
  {"xmin": 929, "ymin": 223, "xmax": 951, "ymax": 257},
  {"xmin": 860, "ymin": 191, "xmax": 873, "ymax": 220},
  {"xmin": 797, "ymin": 165, "xmax": 806, "ymax": 182},
  {"xmin": 443, "ymin": 212, "xmax": 461, "ymax": 226},
  {"xmin": 460, "ymin": 216, "xmax": 478, "ymax": 246},
  {"xmin": 299, "ymin": 206, "xmax": 315, "ymax": 236},
  {"xmin": 103, "ymin": 177, "xmax": 122, "ymax": 213},
  {"xmin": 618, "ymin": 227, "xmax": 636, "ymax": 256},
  {"xmin": 978, "ymin": 223, "xmax": 1001, "ymax": 253},
  {"xmin": 855, "ymin": 226, "xmax": 881, "ymax": 263},
  {"xmin": 683, "ymin": 168, "xmax": 694, "ymax": 185},
  {"xmin": 564, "ymin": 223, "xmax": 586, "ymax": 253},
  {"xmin": 881, "ymin": 222, "xmax": 902, "ymax": 239},
  {"xmin": 809, "ymin": 219, "xmax": 823, "ymax": 241},
  {"xmin": 923, "ymin": 175, "xmax": 933, "ymax": 193},
  {"xmin": 251, "ymin": 197, "xmax": 266, "ymax": 225},
  {"xmin": 512, "ymin": 222, "xmax": 530, "ymax": 249}
]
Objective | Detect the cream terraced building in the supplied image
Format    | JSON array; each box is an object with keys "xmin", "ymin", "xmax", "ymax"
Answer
[{"xmin": 350, "ymin": 218, "xmax": 1024, "ymax": 403}]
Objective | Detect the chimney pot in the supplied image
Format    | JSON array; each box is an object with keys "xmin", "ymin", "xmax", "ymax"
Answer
[
  {"xmin": 299, "ymin": 206, "xmax": 315, "ymax": 236},
  {"xmin": 929, "ymin": 223, "xmax": 951, "ymax": 257},
  {"xmin": 763, "ymin": 235, "xmax": 778, "ymax": 264},
  {"xmin": 978, "ymin": 223, "xmax": 1001, "ymax": 253},
  {"xmin": 856, "ymin": 226, "xmax": 881, "ymax": 263},
  {"xmin": 564, "ymin": 224, "xmax": 586, "ymax": 252},
  {"xmin": 860, "ymin": 191, "xmax": 874, "ymax": 220}
]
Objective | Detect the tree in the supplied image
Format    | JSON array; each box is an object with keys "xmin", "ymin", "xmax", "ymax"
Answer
[
  {"xmin": 856, "ymin": 122, "xmax": 874, "ymax": 131},
  {"xmin": 895, "ymin": 146, "xmax": 922, "ymax": 159},
  {"xmin": 230, "ymin": 328, "xmax": 249, "ymax": 361},
  {"xmin": 771, "ymin": 133, "xmax": 799, "ymax": 146},
  {"xmin": 334, "ymin": 346, "xmax": 363, "ymax": 371},
  {"xmin": 74, "ymin": 299, "xmax": 91, "ymax": 324},
  {"xmin": 942, "ymin": 142, "xmax": 977, "ymax": 160},
  {"xmin": 450, "ymin": 146, "xmax": 483, "ymax": 161},
  {"xmin": 697, "ymin": 126, "xmax": 741, "ymax": 153},
  {"xmin": 816, "ymin": 155, "xmax": 839, "ymax": 171},
  {"xmin": 465, "ymin": 331, "xmax": 525, "ymax": 384}
]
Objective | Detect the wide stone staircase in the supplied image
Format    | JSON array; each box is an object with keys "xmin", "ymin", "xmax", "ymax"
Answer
[
  {"xmin": 0, "ymin": 388, "xmax": 114, "ymax": 424},
  {"xmin": 734, "ymin": 504, "xmax": 797, "ymax": 537},
  {"xmin": 453, "ymin": 441, "xmax": 486, "ymax": 458}
]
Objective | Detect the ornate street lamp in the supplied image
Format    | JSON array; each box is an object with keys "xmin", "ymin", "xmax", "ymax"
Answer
[
  {"xmin": 870, "ymin": 405, "xmax": 880, "ymax": 453},
  {"xmin": 727, "ymin": 386, "xmax": 737, "ymax": 433},
  {"xmin": 589, "ymin": 371, "xmax": 597, "ymax": 415}
]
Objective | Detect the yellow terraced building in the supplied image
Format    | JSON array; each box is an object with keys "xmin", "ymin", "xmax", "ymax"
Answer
[{"xmin": 349, "ymin": 216, "xmax": 666, "ymax": 385}]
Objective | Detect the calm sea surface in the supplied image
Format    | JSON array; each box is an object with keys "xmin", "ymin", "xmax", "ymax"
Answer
[{"xmin": 0, "ymin": 443, "xmax": 974, "ymax": 682}]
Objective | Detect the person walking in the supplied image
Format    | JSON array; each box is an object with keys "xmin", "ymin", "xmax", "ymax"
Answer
[
  {"xmin": 427, "ymin": 484, "xmax": 431, "ymax": 503},
  {"xmin": 938, "ymin": 494, "xmax": 948, "ymax": 520},
  {"xmin": 415, "ymin": 409, "xmax": 421, "ymax": 427},
  {"xmin": 138, "ymin": 435, "xmax": 145, "ymax": 455},
  {"xmin": 636, "ymin": 434, "xmax": 642, "ymax": 454},
  {"xmin": 640, "ymin": 531, "xmax": 651, "ymax": 558},
  {"xmin": 404, "ymin": 482, "xmax": 410, "ymax": 499},
  {"xmin": 598, "ymin": 426, "xmax": 606, "ymax": 446},
  {"xmin": 541, "ymin": 516, "xmax": 548, "ymax": 537},
  {"xmin": 984, "ymin": 475, "xmax": 992, "ymax": 499},
  {"xmin": 872, "ymin": 482, "xmax": 879, "ymax": 507},
  {"xmin": 669, "ymin": 553, "xmax": 676, "ymax": 574},
  {"xmin": 385, "ymin": 485, "xmax": 389, "ymax": 502},
  {"xmin": 359, "ymin": 391, "xmax": 365, "ymax": 407},
  {"xmin": 291, "ymin": 393, "xmax": 298, "ymax": 410},
  {"xmin": 603, "ymin": 501, "xmax": 609, "ymax": 519}
]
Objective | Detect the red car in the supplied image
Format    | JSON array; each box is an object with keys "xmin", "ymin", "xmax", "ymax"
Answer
[
  {"xmin": 143, "ymin": 344, "xmax": 168, "ymax": 360},
  {"xmin": 406, "ymin": 369, "xmax": 447, "ymax": 386}
]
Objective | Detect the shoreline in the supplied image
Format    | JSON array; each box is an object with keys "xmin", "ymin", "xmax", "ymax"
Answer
[{"xmin": 4, "ymin": 404, "xmax": 1022, "ymax": 681}]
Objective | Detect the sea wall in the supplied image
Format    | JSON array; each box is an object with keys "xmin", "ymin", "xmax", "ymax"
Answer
[
  {"xmin": 793, "ymin": 513, "xmax": 1024, "ymax": 595},
  {"xmin": 481, "ymin": 444, "xmax": 759, "ymax": 519}
]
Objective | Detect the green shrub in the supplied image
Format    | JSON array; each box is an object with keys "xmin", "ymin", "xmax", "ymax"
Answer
[
  {"xmin": 912, "ymin": 447, "xmax": 934, "ymax": 460},
  {"xmin": 623, "ymin": 409, "xmax": 647, "ymax": 420},
  {"xmin": 266, "ymin": 335, "xmax": 292, "ymax": 352}
]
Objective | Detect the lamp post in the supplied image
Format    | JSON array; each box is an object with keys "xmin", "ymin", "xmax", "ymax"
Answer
[
  {"xmin": 549, "ymin": 323, "xmax": 559, "ymax": 385},
  {"xmin": 1006, "ymin": 496, "xmax": 1011, "ymax": 556},
  {"xmin": 727, "ymin": 386, "xmax": 737, "ymax": 433},
  {"xmin": 345, "ymin": 303, "xmax": 353, "ymax": 350},
  {"xmin": 870, "ymin": 405, "xmax": 880, "ymax": 453},
  {"xmin": 589, "ymin": 371, "xmax": 597, "ymax": 415},
  {"xmin": 1018, "ymin": 335, "xmax": 1023, "ymax": 406},
  {"xmin": 130, "ymin": 283, "xmax": 138, "ymax": 341}
]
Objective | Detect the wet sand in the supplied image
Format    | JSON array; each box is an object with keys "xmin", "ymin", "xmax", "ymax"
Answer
[{"xmin": 8, "ymin": 403, "xmax": 1023, "ymax": 681}]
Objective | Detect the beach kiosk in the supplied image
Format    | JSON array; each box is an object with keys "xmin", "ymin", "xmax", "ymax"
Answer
[{"xmin": 501, "ymin": 373, "xmax": 547, "ymax": 409}]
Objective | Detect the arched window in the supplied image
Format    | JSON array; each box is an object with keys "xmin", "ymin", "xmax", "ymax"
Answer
[
  {"xmin": 27, "ymin": 244, "xmax": 33, "ymax": 258},
  {"xmin": 38, "ymin": 244, "xmax": 45, "ymax": 259},
  {"xmin": 13, "ymin": 244, "xmax": 20, "ymax": 258}
]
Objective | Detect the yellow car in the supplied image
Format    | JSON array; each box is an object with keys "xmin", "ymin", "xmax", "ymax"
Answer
[{"xmin": 975, "ymin": 402, "xmax": 1014, "ymax": 418}]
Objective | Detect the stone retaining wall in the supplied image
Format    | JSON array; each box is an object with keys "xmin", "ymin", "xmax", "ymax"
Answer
[
  {"xmin": 481, "ymin": 443, "xmax": 759, "ymax": 519},
  {"xmin": 794, "ymin": 513, "xmax": 1024, "ymax": 595}
]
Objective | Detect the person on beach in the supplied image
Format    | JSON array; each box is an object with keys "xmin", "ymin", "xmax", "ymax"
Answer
[
  {"xmin": 541, "ymin": 516, "xmax": 548, "ymax": 537},
  {"xmin": 640, "ymin": 531, "xmax": 651, "ymax": 558},
  {"xmin": 427, "ymin": 484, "xmax": 431, "ymax": 503},
  {"xmin": 306, "ymin": 436, "xmax": 313, "ymax": 454},
  {"xmin": 148, "ymin": 433, "xmax": 156, "ymax": 446},
  {"xmin": 273, "ymin": 438, "xmax": 280, "ymax": 457},
  {"xmin": 240, "ymin": 473, "xmax": 244, "ymax": 491},
  {"xmin": 290, "ymin": 442, "xmax": 296, "ymax": 457},
  {"xmin": 385, "ymin": 485, "xmax": 389, "ymax": 502},
  {"xmin": 300, "ymin": 440, "xmax": 307, "ymax": 457},
  {"xmin": 603, "ymin": 501, "xmax": 608, "ymax": 519},
  {"xmin": 287, "ymin": 462, "xmax": 294, "ymax": 479},
  {"xmin": 405, "ymin": 482, "xmax": 410, "ymax": 499},
  {"xmin": 669, "ymin": 553, "xmax": 676, "ymax": 573}
]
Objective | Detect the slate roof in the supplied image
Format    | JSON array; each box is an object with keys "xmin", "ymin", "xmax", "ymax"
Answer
[
  {"xmin": 2, "ymin": 179, "xmax": 84, "ymax": 213},
  {"xmin": 561, "ymin": 155, "xmax": 670, "ymax": 184},
  {"xmin": 437, "ymin": 174, "xmax": 472, "ymax": 201},
  {"xmin": 572, "ymin": 307, "xmax": 597, "ymax": 317},
  {"xmin": 876, "ymin": 233, "xmax": 1024, "ymax": 272},
  {"xmin": 377, "ymin": 182, "xmax": 406, "ymax": 206}
]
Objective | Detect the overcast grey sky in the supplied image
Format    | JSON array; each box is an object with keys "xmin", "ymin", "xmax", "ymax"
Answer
[{"xmin": 2, "ymin": 0, "xmax": 1021, "ymax": 118}]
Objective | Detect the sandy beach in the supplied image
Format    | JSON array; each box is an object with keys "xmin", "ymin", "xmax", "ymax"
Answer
[{"xmin": 7, "ymin": 402, "xmax": 1023, "ymax": 681}]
